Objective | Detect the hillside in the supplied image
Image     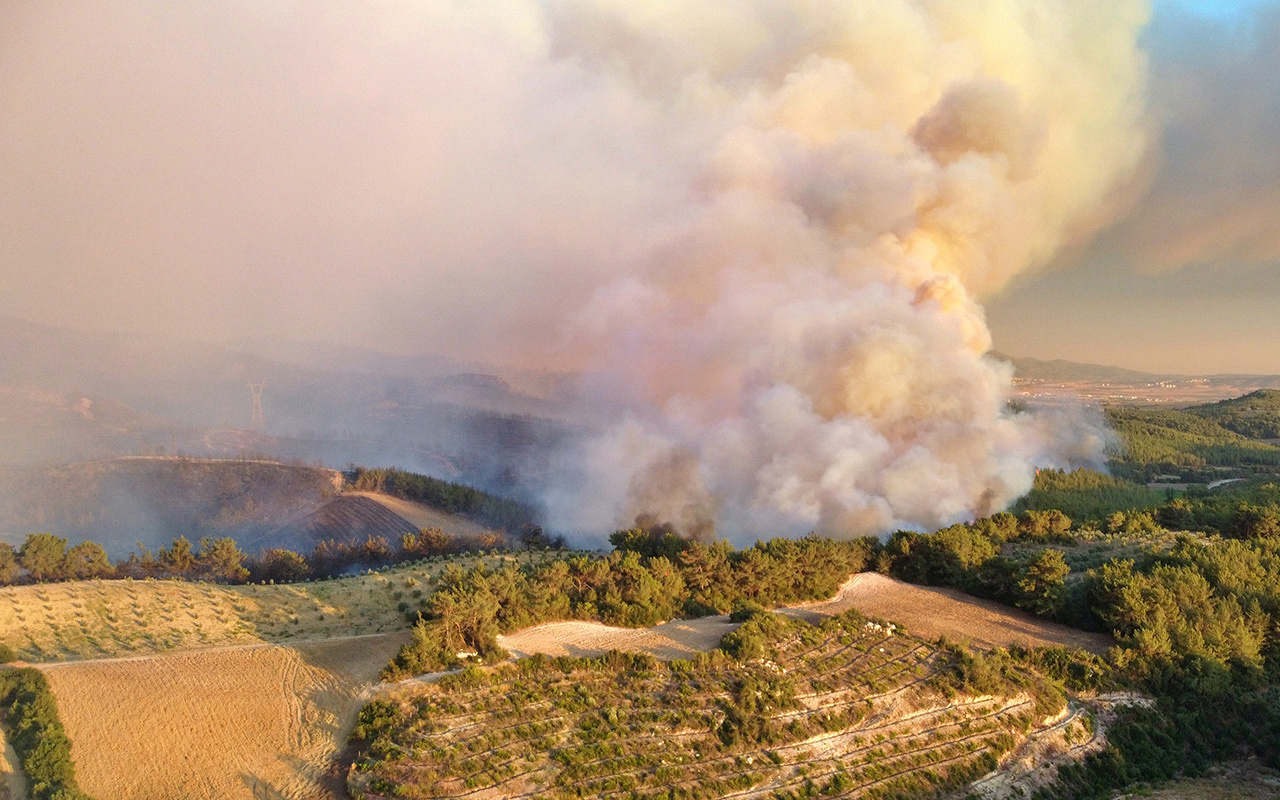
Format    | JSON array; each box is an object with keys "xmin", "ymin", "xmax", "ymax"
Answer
[
  {"xmin": 0, "ymin": 544, "xmax": 1127, "ymax": 800},
  {"xmin": 351, "ymin": 492, "xmax": 493, "ymax": 539},
  {"xmin": 992, "ymin": 353, "xmax": 1169, "ymax": 384},
  {"xmin": 250, "ymin": 492, "xmax": 498, "ymax": 554},
  {"xmin": 991, "ymin": 352, "xmax": 1280, "ymax": 406},
  {"xmin": 0, "ymin": 316, "xmax": 576, "ymax": 493},
  {"xmin": 0, "ymin": 457, "xmax": 339, "ymax": 555},
  {"xmin": 1187, "ymin": 389, "xmax": 1280, "ymax": 440},
  {"xmin": 0, "ymin": 457, "xmax": 519, "ymax": 564},
  {"xmin": 352, "ymin": 611, "xmax": 1101, "ymax": 800},
  {"xmin": 254, "ymin": 494, "xmax": 418, "ymax": 551},
  {"xmin": 1104, "ymin": 406, "xmax": 1280, "ymax": 481}
]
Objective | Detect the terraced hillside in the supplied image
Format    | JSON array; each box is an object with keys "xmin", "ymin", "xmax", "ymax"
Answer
[{"xmin": 351, "ymin": 612, "xmax": 1075, "ymax": 800}]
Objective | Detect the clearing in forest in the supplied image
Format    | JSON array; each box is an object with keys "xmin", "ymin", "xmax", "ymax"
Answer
[
  {"xmin": 497, "ymin": 616, "xmax": 738, "ymax": 660},
  {"xmin": 785, "ymin": 573, "xmax": 1112, "ymax": 655},
  {"xmin": 494, "ymin": 573, "xmax": 1111, "ymax": 663}
]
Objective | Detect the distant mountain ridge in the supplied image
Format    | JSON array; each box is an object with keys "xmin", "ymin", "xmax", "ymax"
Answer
[
  {"xmin": 990, "ymin": 352, "xmax": 1170, "ymax": 383},
  {"xmin": 990, "ymin": 351, "xmax": 1280, "ymax": 387}
]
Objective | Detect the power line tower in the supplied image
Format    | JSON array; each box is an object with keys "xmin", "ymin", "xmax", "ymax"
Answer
[{"xmin": 247, "ymin": 381, "xmax": 266, "ymax": 432}]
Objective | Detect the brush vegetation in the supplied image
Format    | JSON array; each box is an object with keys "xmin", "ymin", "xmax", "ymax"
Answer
[
  {"xmin": 383, "ymin": 535, "xmax": 876, "ymax": 677},
  {"xmin": 353, "ymin": 610, "xmax": 1077, "ymax": 800},
  {"xmin": 0, "ymin": 667, "xmax": 92, "ymax": 800}
]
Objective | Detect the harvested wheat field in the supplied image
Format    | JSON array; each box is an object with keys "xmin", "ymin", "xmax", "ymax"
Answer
[
  {"xmin": 497, "ymin": 616, "xmax": 738, "ymax": 660},
  {"xmin": 42, "ymin": 631, "xmax": 408, "ymax": 800},
  {"xmin": 785, "ymin": 573, "xmax": 1112, "ymax": 655}
]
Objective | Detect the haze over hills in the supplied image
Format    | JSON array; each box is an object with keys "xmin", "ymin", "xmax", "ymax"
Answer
[
  {"xmin": 992, "ymin": 351, "xmax": 1280, "ymax": 406},
  {"xmin": 0, "ymin": 458, "xmax": 500, "ymax": 556},
  {"xmin": 0, "ymin": 315, "xmax": 577, "ymax": 495}
]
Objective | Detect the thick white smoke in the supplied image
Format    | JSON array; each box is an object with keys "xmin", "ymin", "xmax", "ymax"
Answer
[
  {"xmin": 539, "ymin": 0, "xmax": 1150, "ymax": 540},
  {"xmin": 0, "ymin": 0, "xmax": 1150, "ymax": 541}
]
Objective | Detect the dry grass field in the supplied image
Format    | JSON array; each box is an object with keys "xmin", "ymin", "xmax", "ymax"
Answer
[
  {"xmin": 785, "ymin": 573, "xmax": 1112, "ymax": 655},
  {"xmin": 42, "ymin": 632, "xmax": 409, "ymax": 800},
  {"xmin": 350, "ymin": 492, "xmax": 494, "ymax": 539},
  {"xmin": 0, "ymin": 551, "xmax": 551, "ymax": 662},
  {"xmin": 495, "ymin": 573, "xmax": 1111, "ymax": 664}
]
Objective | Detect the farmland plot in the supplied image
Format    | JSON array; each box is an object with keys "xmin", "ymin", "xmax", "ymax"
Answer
[{"xmin": 42, "ymin": 632, "xmax": 407, "ymax": 800}]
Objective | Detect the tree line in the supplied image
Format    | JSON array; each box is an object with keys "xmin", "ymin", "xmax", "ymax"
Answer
[
  {"xmin": 384, "ymin": 533, "xmax": 876, "ymax": 677},
  {"xmin": 346, "ymin": 466, "xmax": 535, "ymax": 531},
  {"xmin": 0, "ymin": 667, "xmax": 94, "ymax": 800},
  {"xmin": 876, "ymin": 502, "xmax": 1280, "ymax": 793},
  {"xmin": 0, "ymin": 524, "xmax": 517, "ymax": 588}
]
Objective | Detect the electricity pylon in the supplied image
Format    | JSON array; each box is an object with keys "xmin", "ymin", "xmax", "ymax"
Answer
[{"xmin": 247, "ymin": 381, "xmax": 266, "ymax": 432}]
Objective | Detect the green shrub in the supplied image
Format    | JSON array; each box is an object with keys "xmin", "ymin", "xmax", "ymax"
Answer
[{"xmin": 0, "ymin": 668, "xmax": 94, "ymax": 800}]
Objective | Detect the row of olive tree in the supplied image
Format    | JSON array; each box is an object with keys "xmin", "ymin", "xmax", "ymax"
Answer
[{"xmin": 0, "ymin": 524, "xmax": 513, "ymax": 587}]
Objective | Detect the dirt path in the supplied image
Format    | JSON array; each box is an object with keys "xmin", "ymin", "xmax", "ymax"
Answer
[{"xmin": 0, "ymin": 725, "xmax": 24, "ymax": 800}]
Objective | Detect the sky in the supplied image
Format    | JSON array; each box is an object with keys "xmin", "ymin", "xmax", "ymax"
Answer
[
  {"xmin": 1, "ymin": 0, "xmax": 1277, "ymax": 376},
  {"xmin": 986, "ymin": 0, "xmax": 1280, "ymax": 373}
]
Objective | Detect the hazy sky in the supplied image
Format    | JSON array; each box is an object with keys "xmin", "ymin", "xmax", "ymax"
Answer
[
  {"xmin": 1, "ymin": 0, "xmax": 1278, "ymax": 375},
  {"xmin": 987, "ymin": 0, "xmax": 1280, "ymax": 373}
]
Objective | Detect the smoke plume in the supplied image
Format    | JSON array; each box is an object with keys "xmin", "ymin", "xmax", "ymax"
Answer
[
  {"xmin": 539, "ymin": 0, "xmax": 1150, "ymax": 540},
  {"xmin": 0, "ymin": 1, "xmax": 1151, "ymax": 540}
]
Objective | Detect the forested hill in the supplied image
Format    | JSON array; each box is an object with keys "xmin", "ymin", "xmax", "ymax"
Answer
[{"xmin": 1186, "ymin": 389, "xmax": 1280, "ymax": 439}]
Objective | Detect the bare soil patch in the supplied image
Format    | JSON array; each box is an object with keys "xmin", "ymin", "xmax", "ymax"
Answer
[
  {"xmin": 41, "ymin": 632, "xmax": 408, "ymax": 800},
  {"xmin": 786, "ymin": 573, "xmax": 1111, "ymax": 655},
  {"xmin": 497, "ymin": 616, "xmax": 738, "ymax": 660},
  {"xmin": 496, "ymin": 572, "xmax": 1110, "ymax": 664},
  {"xmin": 0, "ymin": 724, "xmax": 23, "ymax": 800}
]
